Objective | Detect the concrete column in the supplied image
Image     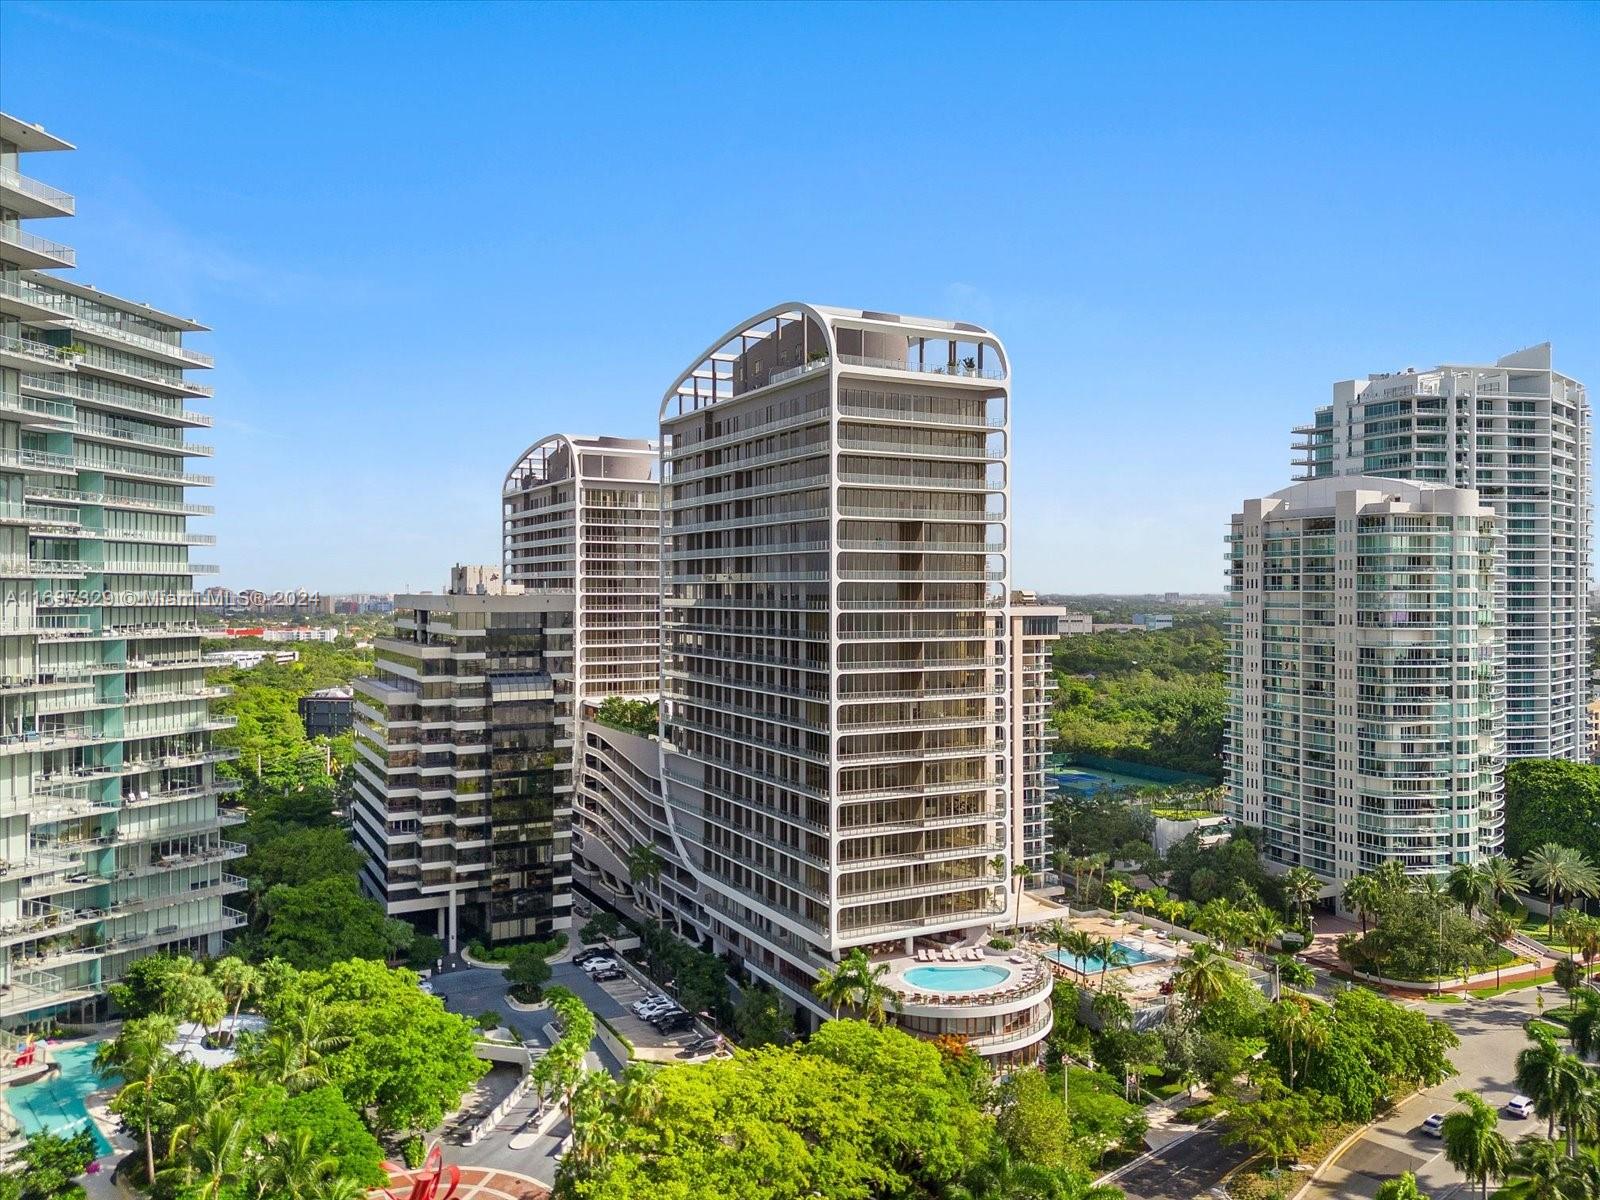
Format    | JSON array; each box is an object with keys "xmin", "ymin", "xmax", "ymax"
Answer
[{"xmin": 447, "ymin": 895, "xmax": 459, "ymax": 954}]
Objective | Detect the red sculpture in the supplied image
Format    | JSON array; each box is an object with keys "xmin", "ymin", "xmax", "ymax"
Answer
[{"xmin": 379, "ymin": 1144, "xmax": 461, "ymax": 1200}]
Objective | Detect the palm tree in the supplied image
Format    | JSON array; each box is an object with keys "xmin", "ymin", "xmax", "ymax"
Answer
[
  {"xmin": 1104, "ymin": 878, "xmax": 1130, "ymax": 916},
  {"xmin": 627, "ymin": 842, "xmax": 665, "ymax": 912},
  {"xmin": 1283, "ymin": 866, "xmax": 1321, "ymax": 929},
  {"xmin": 1069, "ymin": 856, "xmax": 1090, "ymax": 903},
  {"xmin": 1482, "ymin": 855, "xmax": 1528, "ymax": 914},
  {"xmin": 1087, "ymin": 852, "xmax": 1110, "ymax": 904},
  {"xmin": 1096, "ymin": 935, "xmax": 1128, "ymax": 988},
  {"xmin": 1483, "ymin": 909, "xmax": 1519, "ymax": 991},
  {"xmin": 1342, "ymin": 874, "xmax": 1381, "ymax": 935},
  {"xmin": 1177, "ymin": 947, "xmax": 1235, "ymax": 1017},
  {"xmin": 1441, "ymin": 1091, "xmax": 1511, "ymax": 1200},
  {"xmin": 1571, "ymin": 991, "xmax": 1600, "ymax": 1060},
  {"xmin": 210, "ymin": 957, "xmax": 260, "ymax": 1029},
  {"xmin": 1448, "ymin": 863, "xmax": 1493, "ymax": 922},
  {"xmin": 1497, "ymin": 1134, "xmax": 1568, "ymax": 1200},
  {"xmin": 1270, "ymin": 995, "xmax": 1329, "ymax": 1090},
  {"xmin": 1011, "ymin": 862, "xmax": 1032, "ymax": 928},
  {"xmin": 1041, "ymin": 919, "xmax": 1071, "ymax": 962},
  {"xmin": 1523, "ymin": 843, "xmax": 1600, "ymax": 943},
  {"xmin": 1063, "ymin": 929, "xmax": 1098, "ymax": 976},
  {"xmin": 1516, "ymin": 1027, "xmax": 1589, "ymax": 1149},
  {"xmin": 1576, "ymin": 914, "xmax": 1600, "ymax": 984},
  {"xmin": 165, "ymin": 1109, "xmax": 246, "ymax": 1200},
  {"xmin": 1374, "ymin": 1172, "xmax": 1430, "ymax": 1200},
  {"xmin": 613, "ymin": 1061, "xmax": 662, "ymax": 1126},
  {"xmin": 248, "ymin": 1127, "xmax": 341, "ymax": 1200},
  {"xmin": 96, "ymin": 1015, "xmax": 178, "ymax": 1185},
  {"xmin": 188, "ymin": 979, "xmax": 228, "ymax": 1048},
  {"xmin": 565, "ymin": 1072, "xmax": 623, "ymax": 1176},
  {"xmin": 811, "ymin": 960, "xmax": 856, "ymax": 1019},
  {"xmin": 949, "ymin": 1144, "xmax": 1120, "ymax": 1200},
  {"xmin": 1158, "ymin": 897, "xmax": 1188, "ymax": 928},
  {"xmin": 162, "ymin": 1059, "xmax": 224, "ymax": 1161},
  {"xmin": 1371, "ymin": 858, "xmax": 1411, "ymax": 900}
]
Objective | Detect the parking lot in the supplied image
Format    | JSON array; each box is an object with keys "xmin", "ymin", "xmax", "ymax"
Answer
[{"xmin": 569, "ymin": 947, "xmax": 723, "ymax": 1061}]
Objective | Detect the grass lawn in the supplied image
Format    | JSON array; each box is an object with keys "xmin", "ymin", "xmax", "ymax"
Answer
[
  {"xmin": 1423, "ymin": 993, "xmax": 1464, "ymax": 1004},
  {"xmin": 1468, "ymin": 975, "xmax": 1551, "ymax": 998},
  {"xmin": 1518, "ymin": 914, "xmax": 1582, "ymax": 951}
]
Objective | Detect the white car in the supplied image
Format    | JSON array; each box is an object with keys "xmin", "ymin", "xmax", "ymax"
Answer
[
  {"xmin": 632, "ymin": 997, "xmax": 676, "ymax": 1017},
  {"xmin": 580, "ymin": 958, "xmax": 620, "ymax": 974},
  {"xmin": 1420, "ymin": 1113, "xmax": 1446, "ymax": 1138},
  {"xmin": 1506, "ymin": 1096, "xmax": 1536, "ymax": 1119},
  {"xmin": 418, "ymin": 981, "xmax": 435, "ymax": 995}
]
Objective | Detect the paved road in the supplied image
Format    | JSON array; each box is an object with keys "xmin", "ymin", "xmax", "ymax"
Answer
[
  {"xmin": 1110, "ymin": 1129, "xmax": 1252, "ymax": 1200},
  {"xmin": 1116, "ymin": 985, "xmax": 1549, "ymax": 1200},
  {"xmin": 1302, "ymin": 986, "xmax": 1547, "ymax": 1200}
]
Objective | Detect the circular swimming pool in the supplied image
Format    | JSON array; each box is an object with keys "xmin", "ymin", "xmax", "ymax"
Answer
[{"xmin": 903, "ymin": 963, "xmax": 1012, "ymax": 992}]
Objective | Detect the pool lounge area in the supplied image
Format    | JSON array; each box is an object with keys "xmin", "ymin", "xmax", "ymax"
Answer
[
  {"xmin": 1042, "ymin": 939, "xmax": 1163, "ymax": 976},
  {"xmin": 869, "ymin": 943, "xmax": 1056, "ymax": 1065}
]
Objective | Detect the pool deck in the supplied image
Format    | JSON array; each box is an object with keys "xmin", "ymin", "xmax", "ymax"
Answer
[
  {"xmin": 1026, "ymin": 915, "xmax": 1186, "ymax": 1001},
  {"xmin": 0, "ymin": 1031, "xmax": 132, "ymax": 1173},
  {"xmin": 884, "ymin": 947, "xmax": 1053, "ymax": 1008}
]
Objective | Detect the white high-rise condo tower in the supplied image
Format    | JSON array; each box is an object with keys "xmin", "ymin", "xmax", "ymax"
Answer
[
  {"xmin": 502, "ymin": 435, "xmax": 661, "ymax": 702},
  {"xmin": 1226, "ymin": 478, "xmax": 1505, "ymax": 888},
  {"xmin": 1293, "ymin": 346, "xmax": 1589, "ymax": 760},
  {"xmin": 0, "ymin": 113, "xmax": 241, "ymax": 1023},
  {"xmin": 652, "ymin": 303, "xmax": 1056, "ymax": 1061}
]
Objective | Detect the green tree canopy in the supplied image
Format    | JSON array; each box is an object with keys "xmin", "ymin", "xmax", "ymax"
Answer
[
  {"xmin": 254, "ymin": 875, "xmax": 409, "ymax": 970},
  {"xmin": 555, "ymin": 1021, "xmax": 1020, "ymax": 1200},
  {"xmin": 259, "ymin": 957, "xmax": 487, "ymax": 1137},
  {"xmin": 1505, "ymin": 760, "xmax": 1600, "ymax": 864}
]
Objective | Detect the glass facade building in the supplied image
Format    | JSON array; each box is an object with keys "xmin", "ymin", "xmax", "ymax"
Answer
[
  {"xmin": 1292, "ymin": 347, "xmax": 1589, "ymax": 761},
  {"xmin": 1, "ymin": 112, "xmax": 241, "ymax": 1024},
  {"xmin": 351, "ymin": 592, "xmax": 575, "ymax": 949},
  {"xmin": 1226, "ymin": 478, "xmax": 1505, "ymax": 887}
]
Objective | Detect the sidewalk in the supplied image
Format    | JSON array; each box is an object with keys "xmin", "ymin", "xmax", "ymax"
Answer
[{"xmin": 1141, "ymin": 1088, "xmax": 1214, "ymax": 1151}]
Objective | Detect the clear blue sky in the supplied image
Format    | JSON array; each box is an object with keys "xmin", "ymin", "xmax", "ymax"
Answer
[{"xmin": 3, "ymin": 1, "xmax": 1595, "ymax": 594}]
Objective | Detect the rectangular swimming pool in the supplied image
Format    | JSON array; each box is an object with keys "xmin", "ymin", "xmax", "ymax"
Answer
[
  {"xmin": 5, "ymin": 1041, "xmax": 115, "ymax": 1158},
  {"xmin": 1043, "ymin": 941, "xmax": 1162, "ymax": 976}
]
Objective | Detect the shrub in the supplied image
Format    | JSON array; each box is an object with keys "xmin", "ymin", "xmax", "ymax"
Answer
[
  {"xmin": 475, "ymin": 1011, "xmax": 502, "ymax": 1032},
  {"xmin": 988, "ymin": 936, "xmax": 1015, "ymax": 951},
  {"xmin": 401, "ymin": 1134, "xmax": 425, "ymax": 1169}
]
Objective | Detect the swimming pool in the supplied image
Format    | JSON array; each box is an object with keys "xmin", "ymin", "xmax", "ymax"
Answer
[
  {"xmin": 903, "ymin": 964, "xmax": 1012, "ymax": 992},
  {"xmin": 1044, "ymin": 941, "xmax": 1161, "ymax": 976},
  {"xmin": 5, "ymin": 1041, "xmax": 114, "ymax": 1157}
]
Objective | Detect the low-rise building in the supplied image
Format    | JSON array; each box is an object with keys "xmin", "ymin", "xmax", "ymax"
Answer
[{"xmin": 299, "ymin": 686, "xmax": 354, "ymax": 739}]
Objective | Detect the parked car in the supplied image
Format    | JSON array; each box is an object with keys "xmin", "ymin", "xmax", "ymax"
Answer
[
  {"xmin": 653, "ymin": 1011, "xmax": 696, "ymax": 1034},
  {"xmin": 573, "ymin": 947, "xmax": 613, "ymax": 965},
  {"xmin": 1420, "ymin": 1114, "xmax": 1446, "ymax": 1138},
  {"xmin": 1506, "ymin": 1096, "xmax": 1536, "ymax": 1119},
  {"xmin": 632, "ymin": 997, "xmax": 677, "ymax": 1017},
  {"xmin": 590, "ymin": 968, "xmax": 625, "ymax": 982},
  {"xmin": 580, "ymin": 958, "xmax": 620, "ymax": 974}
]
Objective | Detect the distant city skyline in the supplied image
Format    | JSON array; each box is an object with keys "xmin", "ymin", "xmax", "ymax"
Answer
[{"xmin": 2, "ymin": 1, "xmax": 1594, "ymax": 593}]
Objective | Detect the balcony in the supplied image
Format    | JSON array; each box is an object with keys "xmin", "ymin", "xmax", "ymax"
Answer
[
  {"xmin": 21, "ymin": 372, "xmax": 214, "ymax": 427},
  {"xmin": 0, "ymin": 168, "xmax": 75, "ymax": 218},
  {"xmin": 0, "ymin": 223, "xmax": 76, "ymax": 269},
  {"xmin": 0, "ymin": 333, "xmax": 75, "ymax": 373},
  {"xmin": 72, "ymin": 352, "xmax": 213, "ymax": 398},
  {"xmin": 836, "ymin": 353, "xmax": 1005, "ymax": 383}
]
